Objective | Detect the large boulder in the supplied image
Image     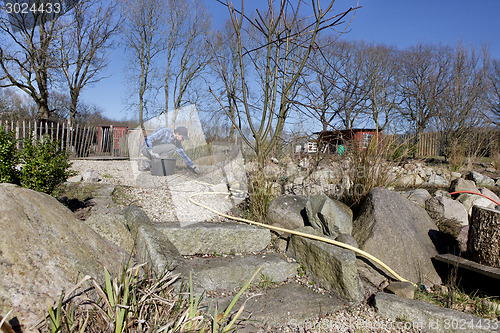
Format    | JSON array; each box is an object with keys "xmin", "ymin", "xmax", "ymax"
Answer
[
  {"xmin": 375, "ymin": 292, "xmax": 499, "ymax": 333},
  {"xmin": 456, "ymin": 193, "xmax": 496, "ymax": 216},
  {"xmin": 0, "ymin": 184, "xmax": 129, "ymax": 330},
  {"xmin": 465, "ymin": 171, "xmax": 495, "ymax": 187},
  {"xmin": 479, "ymin": 187, "xmax": 500, "ymax": 204},
  {"xmin": 449, "ymin": 178, "xmax": 478, "ymax": 193},
  {"xmin": 156, "ymin": 222, "xmax": 271, "ymax": 255},
  {"xmin": 425, "ymin": 196, "xmax": 469, "ymax": 227},
  {"xmin": 352, "ymin": 188, "xmax": 442, "ymax": 287},
  {"xmin": 305, "ymin": 193, "xmax": 353, "ymax": 238},
  {"xmin": 267, "ymin": 195, "xmax": 308, "ymax": 233},
  {"xmin": 84, "ymin": 207, "xmax": 135, "ymax": 254},
  {"xmin": 288, "ymin": 226, "xmax": 364, "ymax": 303}
]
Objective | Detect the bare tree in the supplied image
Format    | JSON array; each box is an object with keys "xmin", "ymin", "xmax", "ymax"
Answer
[
  {"xmin": 434, "ymin": 44, "xmax": 490, "ymax": 164},
  {"xmin": 58, "ymin": 0, "xmax": 120, "ymax": 125},
  {"xmin": 162, "ymin": 0, "xmax": 188, "ymax": 126},
  {"xmin": 300, "ymin": 35, "xmax": 343, "ymax": 132},
  {"xmin": 487, "ymin": 59, "xmax": 500, "ymax": 126},
  {"xmin": 363, "ymin": 43, "xmax": 399, "ymax": 133},
  {"xmin": 209, "ymin": 20, "xmax": 244, "ymax": 138},
  {"xmin": 213, "ymin": 0, "xmax": 355, "ymax": 168},
  {"xmin": 165, "ymin": 0, "xmax": 213, "ymax": 126},
  {"xmin": 121, "ymin": 0, "xmax": 166, "ymax": 128},
  {"xmin": 0, "ymin": 2, "xmax": 64, "ymax": 120},
  {"xmin": 397, "ymin": 43, "xmax": 451, "ymax": 136},
  {"xmin": 333, "ymin": 41, "xmax": 370, "ymax": 130}
]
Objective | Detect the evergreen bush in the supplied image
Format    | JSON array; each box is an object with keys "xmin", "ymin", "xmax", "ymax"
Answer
[
  {"xmin": 19, "ymin": 135, "xmax": 73, "ymax": 194},
  {"xmin": 0, "ymin": 127, "xmax": 19, "ymax": 184}
]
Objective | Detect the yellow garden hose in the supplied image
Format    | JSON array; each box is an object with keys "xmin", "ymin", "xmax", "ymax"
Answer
[{"xmin": 188, "ymin": 191, "xmax": 417, "ymax": 287}]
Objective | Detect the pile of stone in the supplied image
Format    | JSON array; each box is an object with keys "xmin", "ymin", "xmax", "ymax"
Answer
[{"xmin": 2, "ymin": 164, "xmax": 499, "ymax": 332}]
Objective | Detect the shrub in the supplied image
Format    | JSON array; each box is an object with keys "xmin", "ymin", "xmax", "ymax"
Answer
[
  {"xmin": 0, "ymin": 127, "xmax": 19, "ymax": 184},
  {"xmin": 19, "ymin": 135, "xmax": 73, "ymax": 194},
  {"xmin": 340, "ymin": 137, "xmax": 413, "ymax": 207}
]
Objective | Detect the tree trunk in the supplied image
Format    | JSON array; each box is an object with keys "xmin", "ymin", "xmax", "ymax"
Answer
[
  {"xmin": 69, "ymin": 89, "xmax": 80, "ymax": 125},
  {"xmin": 468, "ymin": 206, "xmax": 500, "ymax": 268}
]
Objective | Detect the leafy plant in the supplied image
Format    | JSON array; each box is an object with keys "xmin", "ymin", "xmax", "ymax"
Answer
[
  {"xmin": 0, "ymin": 127, "xmax": 19, "ymax": 184},
  {"xmin": 297, "ymin": 263, "xmax": 306, "ymax": 278},
  {"xmin": 256, "ymin": 272, "xmax": 276, "ymax": 290},
  {"xmin": 19, "ymin": 135, "xmax": 74, "ymax": 194}
]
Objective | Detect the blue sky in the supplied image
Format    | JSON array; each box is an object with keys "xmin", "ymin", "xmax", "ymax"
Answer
[{"xmin": 80, "ymin": 0, "xmax": 500, "ymax": 121}]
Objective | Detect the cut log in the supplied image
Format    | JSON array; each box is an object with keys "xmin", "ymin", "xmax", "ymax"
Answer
[{"xmin": 467, "ymin": 206, "xmax": 500, "ymax": 268}]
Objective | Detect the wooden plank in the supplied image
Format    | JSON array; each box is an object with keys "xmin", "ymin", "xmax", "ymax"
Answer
[{"xmin": 434, "ymin": 253, "xmax": 500, "ymax": 280}]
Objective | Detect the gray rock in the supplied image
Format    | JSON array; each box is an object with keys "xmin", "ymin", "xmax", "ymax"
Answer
[
  {"xmin": 465, "ymin": 171, "xmax": 495, "ymax": 187},
  {"xmin": 479, "ymin": 187, "xmax": 500, "ymax": 204},
  {"xmin": 0, "ymin": 184, "xmax": 129, "ymax": 329},
  {"xmin": 288, "ymin": 226, "xmax": 364, "ymax": 303},
  {"xmin": 406, "ymin": 189, "xmax": 432, "ymax": 208},
  {"xmin": 352, "ymin": 188, "xmax": 442, "ymax": 286},
  {"xmin": 186, "ymin": 253, "xmax": 298, "ymax": 292},
  {"xmin": 305, "ymin": 193, "xmax": 353, "ymax": 237},
  {"xmin": 458, "ymin": 225, "xmax": 469, "ymax": 253},
  {"xmin": 496, "ymin": 178, "xmax": 500, "ymax": 187},
  {"xmin": 397, "ymin": 174, "xmax": 424, "ymax": 187},
  {"xmin": 67, "ymin": 174, "xmax": 83, "ymax": 182},
  {"xmin": 84, "ymin": 208, "xmax": 135, "ymax": 253},
  {"xmin": 434, "ymin": 189, "xmax": 452, "ymax": 198},
  {"xmin": 427, "ymin": 174, "xmax": 449, "ymax": 187},
  {"xmin": 81, "ymin": 168, "xmax": 101, "ymax": 182},
  {"xmin": 136, "ymin": 222, "xmax": 183, "ymax": 274},
  {"xmin": 385, "ymin": 281, "xmax": 415, "ymax": 299},
  {"xmin": 425, "ymin": 196, "xmax": 469, "ymax": 227},
  {"xmin": 156, "ymin": 222, "xmax": 271, "ymax": 255},
  {"xmin": 122, "ymin": 205, "xmax": 182, "ymax": 273},
  {"xmin": 456, "ymin": 193, "xmax": 496, "ymax": 216},
  {"xmin": 336, "ymin": 233, "xmax": 359, "ymax": 248},
  {"xmin": 449, "ymin": 178, "xmax": 478, "ymax": 193},
  {"xmin": 450, "ymin": 172, "xmax": 462, "ymax": 180},
  {"xmin": 210, "ymin": 283, "xmax": 345, "ymax": 330},
  {"xmin": 375, "ymin": 292, "xmax": 500, "ymax": 333},
  {"xmin": 122, "ymin": 205, "xmax": 153, "ymax": 235},
  {"xmin": 267, "ymin": 195, "xmax": 308, "ymax": 233}
]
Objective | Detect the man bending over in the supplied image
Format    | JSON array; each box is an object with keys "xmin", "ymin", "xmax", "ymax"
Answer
[{"xmin": 142, "ymin": 126, "xmax": 200, "ymax": 174}]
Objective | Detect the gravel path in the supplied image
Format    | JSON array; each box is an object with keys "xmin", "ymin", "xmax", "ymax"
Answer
[{"xmin": 69, "ymin": 159, "xmax": 242, "ymax": 224}]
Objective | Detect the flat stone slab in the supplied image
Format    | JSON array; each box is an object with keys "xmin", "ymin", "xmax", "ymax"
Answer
[
  {"xmin": 156, "ymin": 221, "xmax": 271, "ymax": 255},
  {"xmin": 209, "ymin": 283, "xmax": 345, "ymax": 330},
  {"xmin": 182, "ymin": 252, "xmax": 298, "ymax": 292},
  {"xmin": 375, "ymin": 292, "xmax": 500, "ymax": 333}
]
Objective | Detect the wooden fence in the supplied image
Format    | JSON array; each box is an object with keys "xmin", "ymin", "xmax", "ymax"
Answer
[
  {"xmin": 388, "ymin": 132, "xmax": 441, "ymax": 157},
  {"xmin": 0, "ymin": 119, "xmax": 129, "ymax": 158},
  {"xmin": 387, "ymin": 130, "xmax": 499, "ymax": 158}
]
